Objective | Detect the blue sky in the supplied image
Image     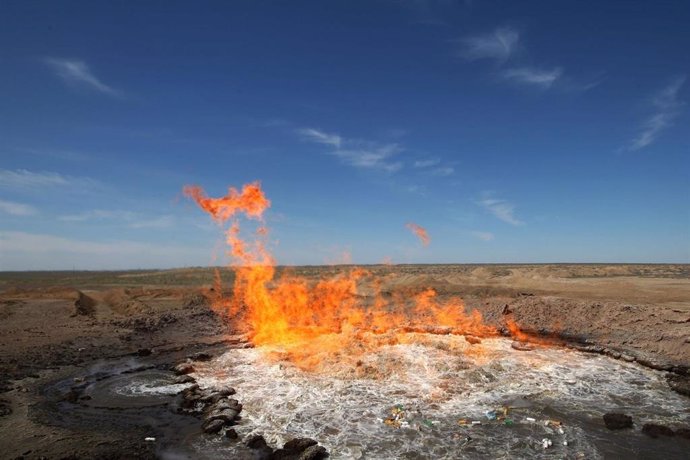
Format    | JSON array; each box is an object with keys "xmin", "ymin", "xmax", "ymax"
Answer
[{"xmin": 1, "ymin": 0, "xmax": 688, "ymax": 270}]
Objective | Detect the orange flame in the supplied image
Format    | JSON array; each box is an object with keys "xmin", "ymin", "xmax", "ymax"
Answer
[
  {"xmin": 186, "ymin": 182, "xmax": 496, "ymax": 371},
  {"xmin": 406, "ymin": 222, "xmax": 430, "ymax": 246}
]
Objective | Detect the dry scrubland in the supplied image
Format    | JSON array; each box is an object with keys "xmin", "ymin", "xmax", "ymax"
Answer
[{"xmin": 0, "ymin": 264, "xmax": 688, "ymax": 458}]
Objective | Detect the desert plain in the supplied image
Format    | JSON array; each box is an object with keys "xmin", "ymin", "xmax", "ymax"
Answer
[{"xmin": 0, "ymin": 263, "xmax": 688, "ymax": 459}]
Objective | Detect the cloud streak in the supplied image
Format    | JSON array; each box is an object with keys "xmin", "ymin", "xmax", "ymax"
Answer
[
  {"xmin": 458, "ymin": 27, "xmax": 520, "ymax": 62},
  {"xmin": 0, "ymin": 169, "xmax": 69, "ymax": 188},
  {"xmin": 478, "ymin": 196, "xmax": 524, "ymax": 226},
  {"xmin": 0, "ymin": 199, "xmax": 38, "ymax": 216},
  {"xmin": 0, "ymin": 231, "xmax": 206, "ymax": 270},
  {"xmin": 471, "ymin": 231, "xmax": 494, "ymax": 241},
  {"xmin": 298, "ymin": 128, "xmax": 402, "ymax": 172},
  {"xmin": 502, "ymin": 67, "xmax": 563, "ymax": 88},
  {"xmin": 628, "ymin": 77, "xmax": 686, "ymax": 151},
  {"xmin": 59, "ymin": 209, "xmax": 175, "ymax": 229},
  {"xmin": 43, "ymin": 58, "xmax": 119, "ymax": 96}
]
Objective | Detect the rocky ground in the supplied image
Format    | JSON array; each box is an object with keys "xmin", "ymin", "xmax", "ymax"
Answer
[{"xmin": 0, "ymin": 264, "xmax": 688, "ymax": 459}]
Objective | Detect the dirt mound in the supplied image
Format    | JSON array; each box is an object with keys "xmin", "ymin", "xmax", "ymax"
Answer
[
  {"xmin": 102, "ymin": 288, "xmax": 152, "ymax": 315},
  {"xmin": 73, "ymin": 291, "xmax": 97, "ymax": 316}
]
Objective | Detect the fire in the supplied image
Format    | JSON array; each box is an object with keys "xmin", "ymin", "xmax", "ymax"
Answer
[
  {"xmin": 185, "ymin": 182, "xmax": 499, "ymax": 372},
  {"xmin": 406, "ymin": 222, "xmax": 430, "ymax": 246}
]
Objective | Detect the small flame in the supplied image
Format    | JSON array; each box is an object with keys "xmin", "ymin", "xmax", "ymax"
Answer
[
  {"xmin": 406, "ymin": 222, "xmax": 430, "ymax": 246},
  {"xmin": 186, "ymin": 182, "xmax": 497, "ymax": 371}
]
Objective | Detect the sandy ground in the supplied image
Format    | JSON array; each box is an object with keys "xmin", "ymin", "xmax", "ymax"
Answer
[{"xmin": 0, "ymin": 264, "xmax": 688, "ymax": 459}]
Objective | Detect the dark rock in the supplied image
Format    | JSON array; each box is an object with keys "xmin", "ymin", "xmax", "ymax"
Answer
[
  {"xmin": 174, "ymin": 375, "xmax": 196, "ymax": 384},
  {"xmin": 207, "ymin": 408, "xmax": 240, "ymax": 424},
  {"xmin": 217, "ymin": 387, "xmax": 236, "ymax": 396},
  {"xmin": 298, "ymin": 445, "xmax": 329, "ymax": 460},
  {"xmin": 202, "ymin": 418, "xmax": 226, "ymax": 434},
  {"xmin": 642, "ymin": 423, "xmax": 675, "ymax": 438},
  {"xmin": 225, "ymin": 428, "xmax": 238, "ymax": 440},
  {"xmin": 137, "ymin": 348, "xmax": 152, "ymax": 357},
  {"xmin": 603, "ymin": 413, "xmax": 633, "ymax": 430},
  {"xmin": 511, "ymin": 341, "xmax": 534, "ymax": 352},
  {"xmin": 0, "ymin": 399, "xmax": 11, "ymax": 417},
  {"xmin": 502, "ymin": 304, "xmax": 512, "ymax": 315},
  {"xmin": 676, "ymin": 427, "xmax": 690, "ymax": 439},
  {"xmin": 173, "ymin": 362, "xmax": 195, "ymax": 375},
  {"xmin": 213, "ymin": 398, "xmax": 242, "ymax": 413},
  {"xmin": 465, "ymin": 335, "xmax": 482, "ymax": 345},
  {"xmin": 246, "ymin": 434, "xmax": 269, "ymax": 449},
  {"xmin": 190, "ymin": 351, "xmax": 213, "ymax": 361},
  {"xmin": 273, "ymin": 437, "xmax": 319, "ymax": 458},
  {"xmin": 667, "ymin": 374, "xmax": 690, "ymax": 397}
]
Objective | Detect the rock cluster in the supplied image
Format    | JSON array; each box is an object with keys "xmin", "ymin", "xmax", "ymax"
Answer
[{"xmin": 245, "ymin": 434, "xmax": 329, "ymax": 460}]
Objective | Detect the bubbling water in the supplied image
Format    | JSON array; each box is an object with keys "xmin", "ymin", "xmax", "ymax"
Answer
[{"xmin": 191, "ymin": 335, "xmax": 690, "ymax": 459}]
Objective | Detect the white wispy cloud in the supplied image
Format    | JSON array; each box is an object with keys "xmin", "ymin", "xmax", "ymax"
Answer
[
  {"xmin": 0, "ymin": 199, "xmax": 38, "ymax": 216},
  {"xmin": 502, "ymin": 67, "xmax": 563, "ymax": 88},
  {"xmin": 478, "ymin": 196, "xmax": 524, "ymax": 226},
  {"xmin": 414, "ymin": 158, "xmax": 440, "ymax": 168},
  {"xmin": 0, "ymin": 231, "xmax": 206, "ymax": 270},
  {"xmin": 297, "ymin": 128, "xmax": 342, "ymax": 148},
  {"xmin": 59, "ymin": 209, "xmax": 175, "ymax": 229},
  {"xmin": 43, "ymin": 58, "xmax": 119, "ymax": 96},
  {"xmin": 297, "ymin": 127, "xmax": 403, "ymax": 172},
  {"xmin": 458, "ymin": 27, "xmax": 520, "ymax": 62},
  {"xmin": 0, "ymin": 169, "xmax": 69, "ymax": 188},
  {"xmin": 429, "ymin": 166, "xmax": 455, "ymax": 176},
  {"xmin": 628, "ymin": 77, "xmax": 686, "ymax": 151},
  {"xmin": 471, "ymin": 231, "xmax": 494, "ymax": 241}
]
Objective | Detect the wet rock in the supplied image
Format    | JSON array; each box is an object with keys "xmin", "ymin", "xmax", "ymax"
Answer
[
  {"xmin": 173, "ymin": 362, "xmax": 195, "ymax": 375},
  {"xmin": 621, "ymin": 354, "xmax": 636, "ymax": 362},
  {"xmin": 190, "ymin": 351, "xmax": 213, "ymax": 361},
  {"xmin": 676, "ymin": 427, "xmax": 690, "ymax": 439},
  {"xmin": 217, "ymin": 387, "xmax": 236, "ymax": 396},
  {"xmin": 667, "ymin": 374, "xmax": 690, "ymax": 397},
  {"xmin": 465, "ymin": 335, "xmax": 482, "ymax": 345},
  {"xmin": 636, "ymin": 357, "xmax": 673, "ymax": 372},
  {"xmin": 213, "ymin": 398, "xmax": 242, "ymax": 413},
  {"xmin": 642, "ymin": 423, "xmax": 675, "ymax": 438},
  {"xmin": 202, "ymin": 418, "xmax": 226, "ymax": 434},
  {"xmin": 137, "ymin": 348, "xmax": 152, "ymax": 357},
  {"xmin": 603, "ymin": 413, "xmax": 633, "ymax": 430},
  {"xmin": 246, "ymin": 434, "xmax": 269, "ymax": 449},
  {"xmin": 225, "ymin": 428, "xmax": 238, "ymax": 440},
  {"xmin": 272, "ymin": 438, "xmax": 319, "ymax": 458},
  {"xmin": 174, "ymin": 375, "xmax": 196, "ymax": 384},
  {"xmin": 298, "ymin": 445, "xmax": 329, "ymax": 460},
  {"xmin": 511, "ymin": 341, "xmax": 534, "ymax": 351},
  {"xmin": 207, "ymin": 408, "xmax": 240, "ymax": 424}
]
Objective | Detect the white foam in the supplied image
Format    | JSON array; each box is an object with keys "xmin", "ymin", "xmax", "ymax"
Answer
[{"xmin": 192, "ymin": 336, "xmax": 690, "ymax": 458}]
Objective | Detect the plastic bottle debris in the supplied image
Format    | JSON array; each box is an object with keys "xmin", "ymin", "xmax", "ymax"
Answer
[
  {"xmin": 541, "ymin": 438, "xmax": 553, "ymax": 449},
  {"xmin": 471, "ymin": 420, "xmax": 482, "ymax": 425},
  {"xmin": 458, "ymin": 418, "xmax": 470, "ymax": 426},
  {"xmin": 383, "ymin": 405, "xmax": 406, "ymax": 428},
  {"xmin": 526, "ymin": 417, "xmax": 536, "ymax": 423},
  {"xmin": 422, "ymin": 419, "xmax": 435, "ymax": 428},
  {"xmin": 485, "ymin": 410, "xmax": 497, "ymax": 420},
  {"xmin": 144, "ymin": 437, "xmax": 156, "ymax": 442},
  {"xmin": 504, "ymin": 419, "xmax": 514, "ymax": 426},
  {"xmin": 558, "ymin": 427, "xmax": 565, "ymax": 435},
  {"xmin": 563, "ymin": 440, "xmax": 569, "ymax": 446}
]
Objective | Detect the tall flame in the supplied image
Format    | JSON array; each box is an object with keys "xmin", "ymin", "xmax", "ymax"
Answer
[
  {"xmin": 185, "ymin": 182, "xmax": 497, "ymax": 371},
  {"xmin": 406, "ymin": 222, "xmax": 430, "ymax": 246}
]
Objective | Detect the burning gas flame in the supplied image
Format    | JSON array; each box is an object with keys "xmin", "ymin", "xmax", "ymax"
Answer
[
  {"xmin": 406, "ymin": 222, "xmax": 430, "ymax": 246},
  {"xmin": 185, "ymin": 182, "xmax": 499, "ymax": 372}
]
